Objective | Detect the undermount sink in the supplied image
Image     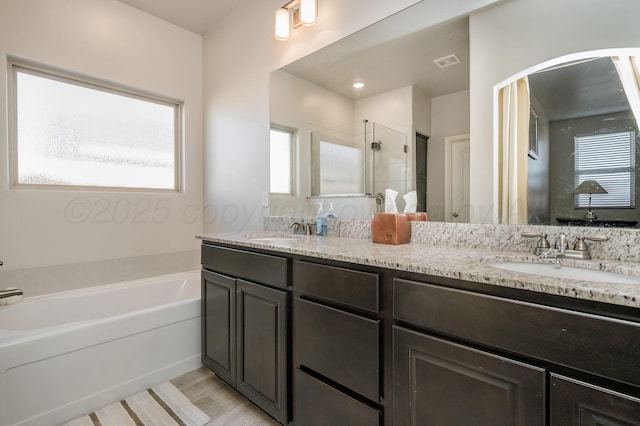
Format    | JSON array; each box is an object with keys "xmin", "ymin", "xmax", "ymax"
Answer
[
  {"xmin": 245, "ymin": 234, "xmax": 301, "ymax": 243},
  {"xmin": 489, "ymin": 262, "xmax": 640, "ymax": 284}
]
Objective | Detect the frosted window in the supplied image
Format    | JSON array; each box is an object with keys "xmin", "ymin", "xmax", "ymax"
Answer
[
  {"xmin": 12, "ymin": 64, "xmax": 179, "ymax": 190},
  {"xmin": 270, "ymin": 128, "xmax": 293, "ymax": 194},
  {"xmin": 319, "ymin": 141, "xmax": 362, "ymax": 194}
]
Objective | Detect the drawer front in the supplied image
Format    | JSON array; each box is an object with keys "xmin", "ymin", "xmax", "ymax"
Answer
[
  {"xmin": 393, "ymin": 278, "xmax": 640, "ymax": 388},
  {"xmin": 293, "ymin": 260, "xmax": 379, "ymax": 313},
  {"xmin": 294, "ymin": 297, "xmax": 380, "ymax": 402},
  {"xmin": 201, "ymin": 244, "xmax": 288, "ymax": 289},
  {"xmin": 294, "ymin": 369, "xmax": 381, "ymax": 426},
  {"xmin": 550, "ymin": 374, "xmax": 640, "ymax": 425}
]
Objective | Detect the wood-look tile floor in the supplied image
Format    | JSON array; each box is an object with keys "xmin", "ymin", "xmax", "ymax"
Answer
[{"xmin": 171, "ymin": 367, "xmax": 280, "ymax": 426}]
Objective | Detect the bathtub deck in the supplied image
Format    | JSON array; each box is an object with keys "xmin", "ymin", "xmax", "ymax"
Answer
[{"xmin": 171, "ymin": 367, "xmax": 279, "ymax": 426}]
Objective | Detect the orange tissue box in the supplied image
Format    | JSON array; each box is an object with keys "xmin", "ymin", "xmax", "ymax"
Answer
[
  {"xmin": 371, "ymin": 213, "xmax": 411, "ymax": 245},
  {"xmin": 406, "ymin": 212, "xmax": 428, "ymax": 222}
]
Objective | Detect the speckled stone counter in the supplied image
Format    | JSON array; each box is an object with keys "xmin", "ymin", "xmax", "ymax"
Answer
[{"xmin": 197, "ymin": 232, "xmax": 640, "ymax": 309}]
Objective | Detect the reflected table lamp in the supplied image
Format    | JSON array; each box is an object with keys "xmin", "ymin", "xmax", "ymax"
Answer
[{"xmin": 574, "ymin": 180, "xmax": 608, "ymax": 221}]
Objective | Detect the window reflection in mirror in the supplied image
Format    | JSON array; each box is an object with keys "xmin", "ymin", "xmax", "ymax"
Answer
[{"xmin": 270, "ymin": 126, "xmax": 294, "ymax": 195}]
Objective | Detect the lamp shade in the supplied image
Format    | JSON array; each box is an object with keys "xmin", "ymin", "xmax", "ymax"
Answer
[
  {"xmin": 299, "ymin": 0, "xmax": 317, "ymax": 26},
  {"xmin": 274, "ymin": 8, "xmax": 290, "ymax": 40},
  {"xmin": 574, "ymin": 180, "xmax": 608, "ymax": 194}
]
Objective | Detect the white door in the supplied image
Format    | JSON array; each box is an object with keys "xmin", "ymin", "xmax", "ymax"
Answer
[{"xmin": 445, "ymin": 135, "xmax": 470, "ymax": 223}]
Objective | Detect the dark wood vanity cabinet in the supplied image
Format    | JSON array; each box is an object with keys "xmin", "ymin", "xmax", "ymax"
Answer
[
  {"xmin": 292, "ymin": 260, "xmax": 383, "ymax": 425},
  {"xmin": 200, "ymin": 240, "xmax": 640, "ymax": 425},
  {"xmin": 393, "ymin": 277, "xmax": 640, "ymax": 426},
  {"xmin": 201, "ymin": 244, "xmax": 289, "ymax": 424}
]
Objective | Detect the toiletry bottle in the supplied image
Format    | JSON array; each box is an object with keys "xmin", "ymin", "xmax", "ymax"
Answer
[
  {"xmin": 327, "ymin": 203, "xmax": 337, "ymax": 219},
  {"xmin": 316, "ymin": 203, "xmax": 326, "ymax": 236}
]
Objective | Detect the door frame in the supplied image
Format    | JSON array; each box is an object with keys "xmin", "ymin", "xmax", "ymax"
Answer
[{"xmin": 444, "ymin": 134, "xmax": 470, "ymax": 222}]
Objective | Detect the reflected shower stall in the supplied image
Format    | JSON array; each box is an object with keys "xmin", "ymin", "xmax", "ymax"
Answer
[{"xmin": 311, "ymin": 119, "xmax": 408, "ymax": 212}]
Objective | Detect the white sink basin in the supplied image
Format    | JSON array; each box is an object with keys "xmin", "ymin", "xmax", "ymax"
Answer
[
  {"xmin": 489, "ymin": 262, "xmax": 640, "ymax": 284},
  {"xmin": 245, "ymin": 234, "xmax": 301, "ymax": 243},
  {"xmin": 251, "ymin": 237, "xmax": 300, "ymax": 242}
]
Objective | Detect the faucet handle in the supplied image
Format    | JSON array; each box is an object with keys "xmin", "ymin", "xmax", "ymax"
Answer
[
  {"xmin": 521, "ymin": 232, "xmax": 545, "ymax": 238},
  {"xmin": 573, "ymin": 235, "xmax": 608, "ymax": 251},
  {"xmin": 584, "ymin": 235, "xmax": 609, "ymax": 242},
  {"xmin": 288, "ymin": 222, "xmax": 304, "ymax": 233},
  {"xmin": 521, "ymin": 232, "xmax": 550, "ymax": 255}
]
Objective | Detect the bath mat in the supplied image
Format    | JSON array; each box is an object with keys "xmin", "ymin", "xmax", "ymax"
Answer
[{"xmin": 64, "ymin": 382, "xmax": 211, "ymax": 426}]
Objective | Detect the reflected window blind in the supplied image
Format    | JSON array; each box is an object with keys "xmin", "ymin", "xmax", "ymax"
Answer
[{"xmin": 574, "ymin": 131, "xmax": 636, "ymax": 208}]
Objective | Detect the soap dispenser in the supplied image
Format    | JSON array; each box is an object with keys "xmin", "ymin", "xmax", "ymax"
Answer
[
  {"xmin": 316, "ymin": 203, "xmax": 326, "ymax": 236},
  {"xmin": 327, "ymin": 203, "xmax": 337, "ymax": 219}
]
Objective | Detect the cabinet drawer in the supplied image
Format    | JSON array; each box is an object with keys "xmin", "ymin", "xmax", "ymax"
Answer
[
  {"xmin": 550, "ymin": 374, "xmax": 640, "ymax": 425},
  {"xmin": 202, "ymin": 244, "xmax": 288, "ymax": 289},
  {"xmin": 293, "ymin": 260, "xmax": 379, "ymax": 313},
  {"xmin": 294, "ymin": 297, "xmax": 380, "ymax": 402},
  {"xmin": 294, "ymin": 369, "xmax": 380, "ymax": 426},
  {"xmin": 393, "ymin": 278, "xmax": 640, "ymax": 388}
]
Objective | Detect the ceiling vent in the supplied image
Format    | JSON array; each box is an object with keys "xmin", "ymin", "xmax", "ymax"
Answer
[{"xmin": 433, "ymin": 54, "xmax": 461, "ymax": 69}]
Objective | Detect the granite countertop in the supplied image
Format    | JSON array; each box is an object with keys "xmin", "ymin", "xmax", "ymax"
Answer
[{"xmin": 197, "ymin": 232, "xmax": 640, "ymax": 309}]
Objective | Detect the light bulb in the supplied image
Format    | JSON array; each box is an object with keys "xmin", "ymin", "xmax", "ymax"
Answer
[
  {"xmin": 274, "ymin": 8, "xmax": 290, "ymax": 41},
  {"xmin": 299, "ymin": 0, "xmax": 317, "ymax": 26}
]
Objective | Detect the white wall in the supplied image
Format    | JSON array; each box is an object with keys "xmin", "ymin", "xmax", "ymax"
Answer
[
  {"xmin": 429, "ymin": 90, "xmax": 470, "ymax": 221},
  {"xmin": 469, "ymin": 0, "xmax": 640, "ymax": 223},
  {"xmin": 0, "ymin": 0, "xmax": 203, "ymax": 277},
  {"xmin": 203, "ymin": 0, "xmax": 501, "ymax": 232}
]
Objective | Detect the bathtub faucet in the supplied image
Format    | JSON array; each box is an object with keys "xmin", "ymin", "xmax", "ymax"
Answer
[{"xmin": 0, "ymin": 288, "xmax": 23, "ymax": 305}]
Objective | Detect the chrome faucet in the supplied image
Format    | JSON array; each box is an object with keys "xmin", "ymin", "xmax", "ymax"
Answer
[
  {"xmin": 288, "ymin": 221, "xmax": 315, "ymax": 235},
  {"xmin": 522, "ymin": 232, "xmax": 608, "ymax": 261},
  {"xmin": 539, "ymin": 233, "xmax": 569, "ymax": 265}
]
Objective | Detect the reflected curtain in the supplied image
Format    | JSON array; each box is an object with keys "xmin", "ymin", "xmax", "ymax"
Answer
[
  {"xmin": 498, "ymin": 77, "xmax": 530, "ymax": 224},
  {"xmin": 612, "ymin": 56, "xmax": 640, "ymax": 123}
]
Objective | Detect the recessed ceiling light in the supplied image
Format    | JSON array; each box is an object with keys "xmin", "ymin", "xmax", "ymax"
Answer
[
  {"xmin": 353, "ymin": 82, "xmax": 365, "ymax": 89},
  {"xmin": 433, "ymin": 54, "xmax": 461, "ymax": 69}
]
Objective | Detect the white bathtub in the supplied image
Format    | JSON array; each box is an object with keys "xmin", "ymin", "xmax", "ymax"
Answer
[{"xmin": 0, "ymin": 270, "xmax": 202, "ymax": 426}]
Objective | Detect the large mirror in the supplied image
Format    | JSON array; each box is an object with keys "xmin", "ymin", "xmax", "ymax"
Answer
[
  {"xmin": 269, "ymin": 9, "xmax": 470, "ymax": 220},
  {"xmin": 269, "ymin": 1, "xmax": 640, "ymax": 228}
]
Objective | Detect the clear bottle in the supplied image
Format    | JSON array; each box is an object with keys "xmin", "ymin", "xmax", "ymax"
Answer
[
  {"xmin": 326, "ymin": 203, "xmax": 337, "ymax": 219},
  {"xmin": 316, "ymin": 203, "xmax": 326, "ymax": 236}
]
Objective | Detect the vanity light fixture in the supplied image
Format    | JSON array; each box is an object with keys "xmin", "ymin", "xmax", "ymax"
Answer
[
  {"xmin": 274, "ymin": 8, "xmax": 291, "ymax": 41},
  {"xmin": 299, "ymin": 0, "xmax": 317, "ymax": 26},
  {"xmin": 274, "ymin": 0, "xmax": 318, "ymax": 41}
]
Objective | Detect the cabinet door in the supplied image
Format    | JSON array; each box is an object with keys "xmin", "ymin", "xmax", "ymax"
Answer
[
  {"xmin": 202, "ymin": 270, "xmax": 236, "ymax": 386},
  {"xmin": 551, "ymin": 374, "xmax": 640, "ymax": 425},
  {"xmin": 393, "ymin": 326, "xmax": 545, "ymax": 426},
  {"xmin": 236, "ymin": 279, "xmax": 288, "ymax": 424}
]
